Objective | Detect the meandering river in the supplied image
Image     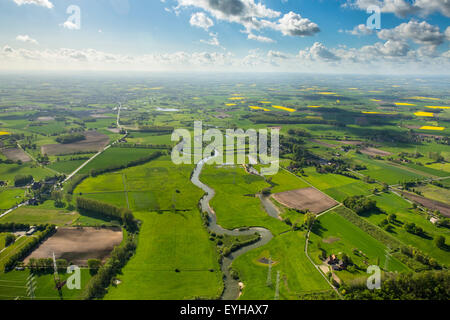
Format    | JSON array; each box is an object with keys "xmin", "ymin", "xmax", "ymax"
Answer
[{"xmin": 190, "ymin": 151, "xmax": 274, "ymax": 300}]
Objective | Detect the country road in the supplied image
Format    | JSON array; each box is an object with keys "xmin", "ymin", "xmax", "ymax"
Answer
[
  {"xmin": 1, "ymin": 102, "xmax": 127, "ymax": 219},
  {"xmin": 62, "ymin": 102, "xmax": 127, "ymax": 184}
]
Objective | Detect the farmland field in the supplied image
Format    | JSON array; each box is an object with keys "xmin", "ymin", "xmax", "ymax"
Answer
[
  {"xmin": 232, "ymin": 231, "xmax": 332, "ymax": 300},
  {"xmin": 201, "ymin": 165, "xmax": 289, "ymax": 234},
  {"xmin": 359, "ymin": 192, "xmax": 450, "ymax": 265},
  {"xmin": 0, "ymin": 73, "xmax": 449, "ymax": 302},
  {"xmin": 308, "ymin": 211, "xmax": 409, "ymax": 284}
]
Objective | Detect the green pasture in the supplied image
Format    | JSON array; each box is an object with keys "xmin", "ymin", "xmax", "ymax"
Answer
[
  {"xmin": 201, "ymin": 165, "xmax": 289, "ymax": 234},
  {"xmin": 233, "ymin": 231, "xmax": 332, "ymax": 300}
]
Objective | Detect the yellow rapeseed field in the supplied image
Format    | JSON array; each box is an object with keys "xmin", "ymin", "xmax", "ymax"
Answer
[
  {"xmin": 225, "ymin": 103, "xmax": 237, "ymax": 106},
  {"xmin": 425, "ymin": 106, "xmax": 450, "ymax": 109},
  {"xmin": 395, "ymin": 103, "xmax": 416, "ymax": 106},
  {"xmin": 249, "ymin": 106, "xmax": 270, "ymax": 111},
  {"xmin": 317, "ymin": 92, "xmax": 337, "ymax": 95},
  {"xmin": 414, "ymin": 112, "xmax": 434, "ymax": 117},
  {"xmin": 272, "ymin": 105, "xmax": 295, "ymax": 112},
  {"xmin": 308, "ymin": 106, "xmax": 321, "ymax": 108},
  {"xmin": 407, "ymin": 96, "xmax": 440, "ymax": 101},
  {"xmin": 420, "ymin": 126, "xmax": 445, "ymax": 131},
  {"xmin": 0, "ymin": 131, "xmax": 10, "ymax": 136},
  {"xmin": 229, "ymin": 97, "xmax": 245, "ymax": 100}
]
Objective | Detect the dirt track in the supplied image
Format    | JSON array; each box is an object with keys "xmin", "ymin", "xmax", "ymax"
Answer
[
  {"xmin": 41, "ymin": 131, "xmax": 110, "ymax": 156},
  {"xmin": 272, "ymin": 187, "xmax": 338, "ymax": 214},
  {"xmin": 25, "ymin": 227, "xmax": 123, "ymax": 266}
]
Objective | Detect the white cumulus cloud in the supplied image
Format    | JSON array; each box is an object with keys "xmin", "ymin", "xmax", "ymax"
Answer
[
  {"xmin": 16, "ymin": 35, "xmax": 38, "ymax": 45},
  {"xmin": 13, "ymin": 0, "xmax": 53, "ymax": 9},
  {"xmin": 190, "ymin": 12, "xmax": 214, "ymax": 31}
]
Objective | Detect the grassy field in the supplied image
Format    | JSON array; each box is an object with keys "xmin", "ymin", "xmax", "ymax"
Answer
[
  {"xmin": 415, "ymin": 184, "xmax": 450, "ymax": 204},
  {"xmin": 308, "ymin": 211, "xmax": 408, "ymax": 284},
  {"xmin": 201, "ymin": 165, "xmax": 290, "ymax": 234},
  {"xmin": 0, "ymin": 164, "xmax": 54, "ymax": 185},
  {"xmin": 352, "ymin": 154, "xmax": 427, "ymax": 184},
  {"xmin": 104, "ymin": 211, "xmax": 223, "ymax": 300},
  {"xmin": 232, "ymin": 230, "xmax": 332, "ymax": 300},
  {"xmin": 266, "ymin": 169, "xmax": 310, "ymax": 193},
  {"xmin": 0, "ymin": 207, "xmax": 79, "ymax": 226},
  {"xmin": 0, "ymin": 188, "xmax": 25, "ymax": 213},
  {"xmin": 78, "ymin": 157, "xmax": 223, "ymax": 299},
  {"xmin": 0, "ymin": 235, "xmax": 35, "ymax": 272},
  {"xmin": 0, "ymin": 269, "xmax": 92, "ymax": 300},
  {"xmin": 47, "ymin": 159, "xmax": 87, "ymax": 174},
  {"xmin": 299, "ymin": 167, "xmax": 374, "ymax": 202},
  {"xmin": 0, "ymin": 233, "xmax": 8, "ymax": 251},
  {"xmin": 79, "ymin": 147, "xmax": 165, "ymax": 174},
  {"xmin": 76, "ymin": 156, "xmax": 202, "ymax": 211},
  {"xmin": 360, "ymin": 192, "xmax": 450, "ymax": 266}
]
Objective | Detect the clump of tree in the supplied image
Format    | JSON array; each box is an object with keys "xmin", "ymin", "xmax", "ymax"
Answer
[
  {"xmin": 304, "ymin": 212, "xmax": 316, "ymax": 229},
  {"xmin": 434, "ymin": 236, "xmax": 447, "ymax": 250},
  {"xmin": 56, "ymin": 133, "xmax": 86, "ymax": 144},
  {"xmin": 14, "ymin": 174, "xmax": 33, "ymax": 187},
  {"xmin": 88, "ymin": 259, "xmax": 102, "ymax": 276},
  {"xmin": 343, "ymin": 195, "xmax": 378, "ymax": 215},
  {"xmin": 404, "ymin": 222, "xmax": 424, "ymax": 237},
  {"xmin": 4, "ymin": 234, "xmax": 15, "ymax": 247},
  {"xmin": 342, "ymin": 270, "xmax": 449, "ymax": 300}
]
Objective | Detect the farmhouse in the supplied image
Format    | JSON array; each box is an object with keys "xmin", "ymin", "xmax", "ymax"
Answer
[{"xmin": 324, "ymin": 254, "xmax": 346, "ymax": 271}]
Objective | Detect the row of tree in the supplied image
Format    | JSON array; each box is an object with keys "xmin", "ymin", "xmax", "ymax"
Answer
[
  {"xmin": 82, "ymin": 236, "xmax": 137, "ymax": 299},
  {"xmin": 28, "ymin": 258, "xmax": 69, "ymax": 275},
  {"xmin": 0, "ymin": 223, "xmax": 48, "ymax": 232},
  {"xmin": 76, "ymin": 197, "xmax": 136, "ymax": 231}
]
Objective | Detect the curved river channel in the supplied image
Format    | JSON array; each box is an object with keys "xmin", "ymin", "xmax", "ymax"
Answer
[{"xmin": 190, "ymin": 151, "xmax": 274, "ymax": 300}]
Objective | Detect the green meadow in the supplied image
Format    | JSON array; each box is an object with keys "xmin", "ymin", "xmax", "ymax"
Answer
[
  {"xmin": 353, "ymin": 154, "xmax": 427, "ymax": 185},
  {"xmin": 309, "ymin": 211, "xmax": 408, "ymax": 284},
  {"xmin": 104, "ymin": 211, "xmax": 223, "ymax": 300},
  {"xmin": 0, "ymin": 188, "xmax": 25, "ymax": 213},
  {"xmin": 201, "ymin": 165, "xmax": 289, "ymax": 234},
  {"xmin": 0, "ymin": 269, "xmax": 92, "ymax": 300},
  {"xmin": 233, "ymin": 231, "xmax": 332, "ymax": 300},
  {"xmin": 300, "ymin": 167, "xmax": 374, "ymax": 202},
  {"xmin": 360, "ymin": 192, "xmax": 450, "ymax": 265},
  {"xmin": 0, "ymin": 207, "xmax": 78, "ymax": 226},
  {"xmin": 79, "ymin": 147, "xmax": 165, "ymax": 175}
]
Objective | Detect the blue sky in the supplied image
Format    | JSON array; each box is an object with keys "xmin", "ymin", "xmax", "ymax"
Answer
[{"xmin": 0, "ymin": 0, "xmax": 449, "ymax": 73}]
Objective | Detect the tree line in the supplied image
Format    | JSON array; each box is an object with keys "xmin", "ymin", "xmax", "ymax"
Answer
[
  {"xmin": 82, "ymin": 235, "xmax": 137, "ymax": 299},
  {"xmin": 76, "ymin": 197, "xmax": 136, "ymax": 231}
]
